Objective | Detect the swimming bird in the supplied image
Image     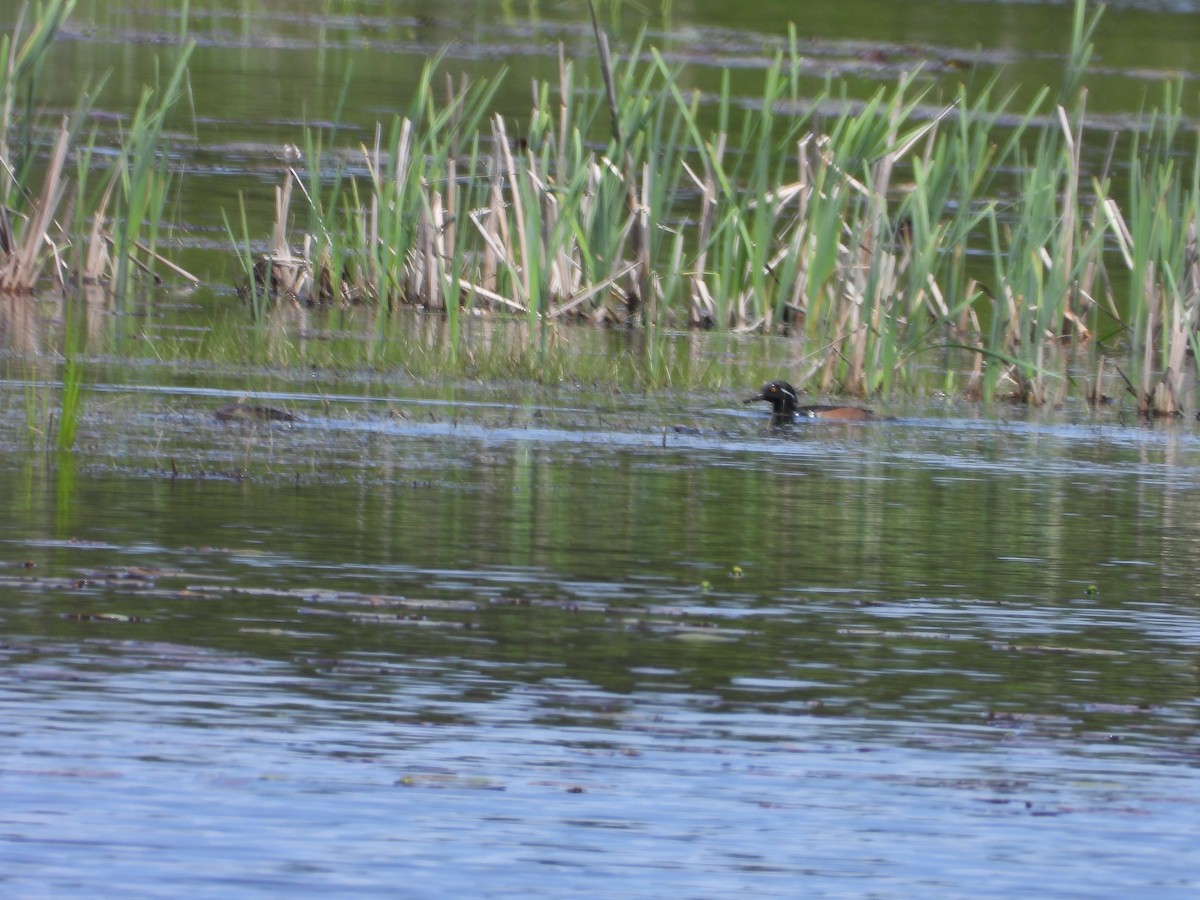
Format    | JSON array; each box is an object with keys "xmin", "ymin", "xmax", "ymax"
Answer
[{"xmin": 744, "ymin": 380, "xmax": 872, "ymax": 425}]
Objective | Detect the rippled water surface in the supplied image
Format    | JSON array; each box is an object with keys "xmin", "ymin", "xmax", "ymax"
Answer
[
  {"xmin": 3, "ymin": 0, "xmax": 1200, "ymax": 895},
  {"xmin": 2, "ymin": 378, "xmax": 1199, "ymax": 897}
]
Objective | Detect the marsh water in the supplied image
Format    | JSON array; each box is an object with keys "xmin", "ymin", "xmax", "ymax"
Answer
[
  {"xmin": 4, "ymin": 370, "xmax": 1200, "ymax": 896},
  {"xmin": 3, "ymin": 0, "xmax": 1200, "ymax": 896}
]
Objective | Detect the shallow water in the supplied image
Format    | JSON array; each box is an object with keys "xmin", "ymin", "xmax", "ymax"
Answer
[
  {"xmin": 3, "ymin": 1, "xmax": 1200, "ymax": 894},
  {"xmin": 2, "ymin": 380, "xmax": 1198, "ymax": 896}
]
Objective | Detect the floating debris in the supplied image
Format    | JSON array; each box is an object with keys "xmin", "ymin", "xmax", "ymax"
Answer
[
  {"xmin": 214, "ymin": 403, "xmax": 298, "ymax": 424},
  {"xmin": 990, "ymin": 642, "xmax": 1123, "ymax": 657}
]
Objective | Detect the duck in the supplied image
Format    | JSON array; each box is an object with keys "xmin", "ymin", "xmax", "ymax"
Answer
[{"xmin": 744, "ymin": 380, "xmax": 873, "ymax": 425}]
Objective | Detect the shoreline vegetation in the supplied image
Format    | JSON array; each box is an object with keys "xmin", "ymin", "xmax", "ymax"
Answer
[{"xmin": 2, "ymin": 0, "xmax": 1199, "ymax": 425}]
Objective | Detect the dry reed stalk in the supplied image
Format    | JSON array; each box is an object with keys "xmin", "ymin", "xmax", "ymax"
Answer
[
  {"xmin": 365, "ymin": 128, "xmax": 382, "ymax": 290},
  {"xmin": 556, "ymin": 44, "xmax": 569, "ymax": 177},
  {"xmin": 784, "ymin": 223, "xmax": 810, "ymax": 323},
  {"xmin": 393, "ymin": 119, "xmax": 413, "ymax": 194},
  {"xmin": 1076, "ymin": 133, "xmax": 1120, "ymax": 333},
  {"xmin": 1138, "ymin": 262, "xmax": 1158, "ymax": 415},
  {"xmin": 407, "ymin": 199, "xmax": 424, "ymax": 304},
  {"xmin": 47, "ymin": 232, "xmax": 66, "ymax": 290},
  {"xmin": 495, "ymin": 115, "xmax": 531, "ymax": 309},
  {"xmin": 681, "ymin": 153, "xmax": 717, "ymax": 327},
  {"xmin": 108, "ymin": 238, "xmax": 165, "ymax": 284},
  {"xmin": 445, "ymin": 154, "xmax": 458, "ymax": 303},
  {"xmin": 272, "ymin": 170, "xmax": 291, "ymax": 258},
  {"xmin": 478, "ymin": 202, "xmax": 499, "ymax": 298},
  {"xmin": 524, "ymin": 162, "xmax": 563, "ymax": 306},
  {"xmin": 444, "ymin": 75, "xmax": 461, "ymax": 274},
  {"xmin": 0, "ymin": 118, "xmax": 69, "ymax": 292},
  {"xmin": 819, "ymin": 278, "xmax": 857, "ymax": 392},
  {"xmin": 1056, "ymin": 102, "xmax": 1081, "ymax": 336},
  {"xmin": 434, "ymin": 190, "xmax": 447, "ymax": 306},
  {"xmin": 631, "ymin": 158, "xmax": 650, "ymax": 319},
  {"xmin": 83, "ymin": 176, "xmax": 116, "ymax": 284},
  {"xmin": 392, "ymin": 119, "xmax": 416, "ymax": 302},
  {"xmin": 844, "ymin": 263, "xmax": 869, "ymax": 392},
  {"xmin": 1100, "ymin": 197, "xmax": 1135, "ymax": 270},
  {"xmin": 469, "ymin": 206, "xmax": 511, "ymax": 277},
  {"xmin": 480, "ymin": 139, "xmax": 505, "ymax": 296},
  {"xmin": 1153, "ymin": 222, "xmax": 1200, "ymax": 415},
  {"xmin": 249, "ymin": 167, "xmax": 310, "ymax": 301},
  {"xmin": 429, "ymin": 190, "xmax": 447, "ymax": 309},
  {"xmin": 637, "ymin": 160, "xmax": 654, "ymax": 321},
  {"xmin": 923, "ymin": 270, "xmax": 948, "ymax": 318},
  {"xmin": 550, "ymin": 262, "xmax": 637, "ymax": 319},
  {"xmin": 412, "ymin": 189, "xmax": 430, "ymax": 306},
  {"xmin": 450, "ymin": 275, "xmax": 526, "ymax": 314},
  {"xmin": 681, "ymin": 160, "xmax": 705, "ymax": 326},
  {"xmin": 553, "ymin": 45, "xmax": 586, "ymax": 309},
  {"xmin": 778, "ymin": 138, "xmax": 815, "ymax": 326},
  {"xmin": 134, "ymin": 239, "xmax": 199, "ymax": 285}
]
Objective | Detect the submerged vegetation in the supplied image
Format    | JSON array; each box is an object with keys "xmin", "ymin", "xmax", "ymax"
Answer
[{"xmin": 3, "ymin": 0, "xmax": 1200, "ymax": 416}]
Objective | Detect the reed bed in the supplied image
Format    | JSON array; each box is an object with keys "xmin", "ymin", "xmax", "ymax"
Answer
[
  {"xmin": 5, "ymin": 0, "xmax": 1200, "ymax": 415},
  {"xmin": 227, "ymin": 0, "xmax": 1199, "ymax": 414},
  {"xmin": 0, "ymin": 0, "xmax": 196, "ymax": 298},
  {"xmin": 2, "ymin": 0, "xmax": 198, "ymax": 450}
]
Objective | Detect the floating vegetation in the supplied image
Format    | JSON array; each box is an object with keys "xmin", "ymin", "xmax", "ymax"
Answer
[{"xmin": 213, "ymin": 403, "xmax": 300, "ymax": 425}]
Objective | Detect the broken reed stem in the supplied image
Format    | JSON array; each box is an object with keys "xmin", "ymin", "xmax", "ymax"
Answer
[
  {"xmin": 0, "ymin": 118, "xmax": 69, "ymax": 291},
  {"xmin": 496, "ymin": 115, "xmax": 531, "ymax": 309}
]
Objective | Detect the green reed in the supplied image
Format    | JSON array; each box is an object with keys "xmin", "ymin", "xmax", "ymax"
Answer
[
  {"xmin": 56, "ymin": 300, "xmax": 86, "ymax": 450},
  {"xmin": 21, "ymin": 357, "xmax": 50, "ymax": 445},
  {"xmin": 0, "ymin": 0, "xmax": 75, "ymax": 183},
  {"xmin": 0, "ymin": 0, "xmax": 195, "ymax": 295},
  {"xmin": 8, "ymin": 0, "xmax": 1200, "ymax": 413},
  {"xmin": 1097, "ymin": 85, "xmax": 1200, "ymax": 416},
  {"xmin": 216, "ymin": 0, "xmax": 1195, "ymax": 410},
  {"xmin": 108, "ymin": 43, "xmax": 195, "ymax": 302}
]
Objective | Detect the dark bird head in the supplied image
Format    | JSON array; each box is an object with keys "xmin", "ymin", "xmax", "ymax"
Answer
[
  {"xmin": 745, "ymin": 380, "xmax": 874, "ymax": 424},
  {"xmin": 744, "ymin": 380, "xmax": 798, "ymax": 426}
]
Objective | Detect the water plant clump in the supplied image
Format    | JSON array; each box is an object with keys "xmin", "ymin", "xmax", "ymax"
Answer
[
  {"xmin": 4, "ymin": 0, "xmax": 1199, "ymax": 416},
  {"xmin": 1, "ymin": 0, "xmax": 200, "ymax": 453},
  {"xmin": 0, "ymin": 0, "xmax": 196, "ymax": 297},
  {"xmin": 224, "ymin": 0, "xmax": 1198, "ymax": 415}
]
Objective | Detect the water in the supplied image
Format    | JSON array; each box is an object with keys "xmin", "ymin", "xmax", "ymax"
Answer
[
  {"xmin": 2, "ymin": 0, "xmax": 1200, "ymax": 894},
  {"xmin": 2, "ymin": 380, "xmax": 1198, "ymax": 896}
]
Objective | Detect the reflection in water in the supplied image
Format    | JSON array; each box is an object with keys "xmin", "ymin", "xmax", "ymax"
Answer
[
  {"xmin": 0, "ymin": 285, "xmax": 117, "ymax": 356},
  {"xmin": 0, "ymin": 291, "xmax": 48, "ymax": 357}
]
